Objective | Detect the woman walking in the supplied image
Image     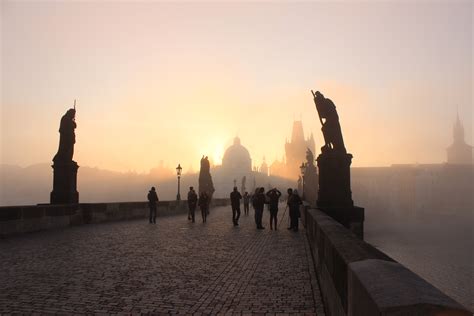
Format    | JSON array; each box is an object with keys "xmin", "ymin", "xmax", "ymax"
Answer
[{"xmin": 198, "ymin": 192, "xmax": 210, "ymax": 223}]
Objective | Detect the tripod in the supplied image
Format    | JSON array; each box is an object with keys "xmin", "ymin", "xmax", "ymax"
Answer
[{"xmin": 279, "ymin": 204, "xmax": 290, "ymax": 228}]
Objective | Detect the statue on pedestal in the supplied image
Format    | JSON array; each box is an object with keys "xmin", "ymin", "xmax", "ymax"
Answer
[
  {"xmin": 53, "ymin": 108, "xmax": 77, "ymax": 163},
  {"xmin": 51, "ymin": 103, "xmax": 79, "ymax": 204},
  {"xmin": 311, "ymin": 90, "xmax": 364, "ymax": 238},
  {"xmin": 199, "ymin": 156, "xmax": 215, "ymax": 203}
]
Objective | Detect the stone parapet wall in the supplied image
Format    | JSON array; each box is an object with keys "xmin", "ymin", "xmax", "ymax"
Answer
[
  {"xmin": 305, "ymin": 207, "xmax": 471, "ymax": 316},
  {"xmin": 0, "ymin": 198, "xmax": 230, "ymax": 237}
]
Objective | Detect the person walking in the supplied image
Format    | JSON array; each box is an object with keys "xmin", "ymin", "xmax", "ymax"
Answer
[
  {"xmin": 252, "ymin": 187, "xmax": 266, "ymax": 229},
  {"xmin": 198, "ymin": 192, "xmax": 210, "ymax": 223},
  {"xmin": 266, "ymin": 188, "xmax": 282, "ymax": 230},
  {"xmin": 187, "ymin": 186, "xmax": 198, "ymax": 223},
  {"xmin": 147, "ymin": 186, "xmax": 159, "ymax": 224},
  {"xmin": 287, "ymin": 188, "xmax": 302, "ymax": 231},
  {"xmin": 230, "ymin": 187, "xmax": 242, "ymax": 226},
  {"xmin": 243, "ymin": 192, "xmax": 250, "ymax": 215}
]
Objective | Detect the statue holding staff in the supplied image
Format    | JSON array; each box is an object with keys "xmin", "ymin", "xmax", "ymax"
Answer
[{"xmin": 311, "ymin": 90, "xmax": 346, "ymax": 154}]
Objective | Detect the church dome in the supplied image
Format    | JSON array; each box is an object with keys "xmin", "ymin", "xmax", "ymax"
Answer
[{"xmin": 222, "ymin": 137, "xmax": 252, "ymax": 173}]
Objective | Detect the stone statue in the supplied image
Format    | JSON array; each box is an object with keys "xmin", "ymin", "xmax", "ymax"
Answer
[
  {"xmin": 51, "ymin": 106, "xmax": 79, "ymax": 204},
  {"xmin": 241, "ymin": 176, "xmax": 246, "ymax": 194},
  {"xmin": 310, "ymin": 91, "xmax": 364, "ymax": 238},
  {"xmin": 199, "ymin": 156, "xmax": 215, "ymax": 201},
  {"xmin": 53, "ymin": 108, "xmax": 77, "ymax": 163},
  {"xmin": 312, "ymin": 90, "xmax": 346, "ymax": 154}
]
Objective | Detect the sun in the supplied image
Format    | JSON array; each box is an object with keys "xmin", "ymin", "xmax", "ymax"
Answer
[{"xmin": 212, "ymin": 144, "xmax": 225, "ymax": 166}]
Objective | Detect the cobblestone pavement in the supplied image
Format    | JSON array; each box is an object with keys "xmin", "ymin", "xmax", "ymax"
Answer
[{"xmin": 0, "ymin": 205, "xmax": 325, "ymax": 315}]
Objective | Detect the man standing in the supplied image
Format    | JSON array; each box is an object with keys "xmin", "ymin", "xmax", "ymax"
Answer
[
  {"xmin": 187, "ymin": 186, "xmax": 198, "ymax": 223},
  {"xmin": 230, "ymin": 187, "xmax": 242, "ymax": 226},
  {"xmin": 252, "ymin": 187, "xmax": 266, "ymax": 229},
  {"xmin": 147, "ymin": 187, "xmax": 159, "ymax": 224},
  {"xmin": 243, "ymin": 192, "xmax": 250, "ymax": 215},
  {"xmin": 287, "ymin": 188, "xmax": 302, "ymax": 231},
  {"xmin": 266, "ymin": 188, "xmax": 282, "ymax": 230}
]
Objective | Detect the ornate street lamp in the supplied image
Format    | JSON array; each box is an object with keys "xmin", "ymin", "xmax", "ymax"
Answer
[
  {"xmin": 176, "ymin": 164, "xmax": 182, "ymax": 201},
  {"xmin": 300, "ymin": 162, "xmax": 307, "ymax": 199}
]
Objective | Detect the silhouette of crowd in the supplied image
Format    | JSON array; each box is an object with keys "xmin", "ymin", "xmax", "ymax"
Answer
[{"xmin": 146, "ymin": 185, "xmax": 303, "ymax": 231}]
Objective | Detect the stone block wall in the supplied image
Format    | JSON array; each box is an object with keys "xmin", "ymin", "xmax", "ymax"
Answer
[
  {"xmin": 0, "ymin": 198, "xmax": 230, "ymax": 237},
  {"xmin": 305, "ymin": 208, "xmax": 471, "ymax": 316}
]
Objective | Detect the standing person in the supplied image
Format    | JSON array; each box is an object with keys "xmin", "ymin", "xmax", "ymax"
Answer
[
  {"xmin": 266, "ymin": 188, "xmax": 282, "ymax": 230},
  {"xmin": 147, "ymin": 187, "xmax": 159, "ymax": 224},
  {"xmin": 230, "ymin": 187, "xmax": 242, "ymax": 226},
  {"xmin": 252, "ymin": 187, "xmax": 266, "ymax": 229},
  {"xmin": 198, "ymin": 192, "xmax": 209, "ymax": 223},
  {"xmin": 187, "ymin": 186, "xmax": 198, "ymax": 223},
  {"xmin": 287, "ymin": 188, "xmax": 302, "ymax": 231},
  {"xmin": 243, "ymin": 192, "xmax": 250, "ymax": 215}
]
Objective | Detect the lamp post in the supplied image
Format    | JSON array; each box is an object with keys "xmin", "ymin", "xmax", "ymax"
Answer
[
  {"xmin": 176, "ymin": 164, "xmax": 182, "ymax": 201},
  {"xmin": 300, "ymin": 162, "xmax": 307, "ymax": 200}
]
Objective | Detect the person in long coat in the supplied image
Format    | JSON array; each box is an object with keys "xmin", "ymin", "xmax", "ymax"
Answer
[
  {"xmin": 252, "ymin": 187, "xmax": 266, "ymax": 229},
  {"xmin": 287, "ymin": 188, "xmax": 302, "ymax": 231}
]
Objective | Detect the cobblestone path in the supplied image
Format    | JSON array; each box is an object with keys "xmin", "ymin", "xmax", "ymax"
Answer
[{"xmin": 0, "ymin": 205, "xmax": 325, "ymax": 315}]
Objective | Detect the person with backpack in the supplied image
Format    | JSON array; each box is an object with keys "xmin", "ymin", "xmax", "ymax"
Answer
[
  {"xmin": 187, "ymin": 186, "xmax": 198, "ymax": 223},
  {"xmin": 147, "ymin": 187, "xmax": 159, "ymax": 224}
]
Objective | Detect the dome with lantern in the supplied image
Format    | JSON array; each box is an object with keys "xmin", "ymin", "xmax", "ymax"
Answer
[{"xmin": 221, "ymin": 137, "xmax": 252, "ymax": 173}]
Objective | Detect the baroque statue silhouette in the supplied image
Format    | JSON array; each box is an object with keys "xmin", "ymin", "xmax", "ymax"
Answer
[
  {"xmin": 51, "ymin": 102, "xmax": 79, "ymax": 204},
  {"xmin": 311, "ymin": 90, "xmax": 346, "ymax": 154},
  {"xmin": 53, "ymin": 108, "xmax": 77, "ymax": 163},
  {"xmin": 311, "ymin": 90, "xmax": 364, "ymax": 239}
]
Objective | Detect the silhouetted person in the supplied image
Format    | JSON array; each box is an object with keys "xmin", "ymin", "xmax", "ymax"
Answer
[
  {"xmin": 187, "ymin": 186, "xmax": 198, "ymax": 223},
  {"xmin": 252, "ymin": 187, "xmax": 266, "ymax": 229},
  {"xmin": 287, "ymin": 188, "xmax": 302, "ymax": 231},
  {"xmin": 243, "ymin": 192, "xmax": 250, "ymax": 215},
  {"xmin": 312, "ymin": 90, "xmax": 346, "ymax": 153},
  {"xmin": 53, "ymin": 108, "xmax": 76, "ymax": 163},
  {"xmin": 198, "ymin": 192, "xmax": 209, "ymax": 223},
  {"xmin": 147, "ymin": 186, "xmax": 159, "ymax": 224},
  {"xmin": 230, "ymin": 187, "xmax": 242, "ymax": 226},
  {"xmin": 266, "ymin": 188, "xmax": 282, "ymax": 230}
]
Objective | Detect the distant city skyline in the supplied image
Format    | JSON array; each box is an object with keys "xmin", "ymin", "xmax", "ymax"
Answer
[{"xmin": 1, "ymin": 1, "xmax": 472, "ymax": 172}]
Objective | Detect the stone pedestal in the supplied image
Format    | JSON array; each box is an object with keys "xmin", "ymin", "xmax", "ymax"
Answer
[
  {"xmin": 317, "ymin": 152, "xmax": 353, "ymax": 207},
  {"xmin": 317, "ymin": 151, "xmax": 364, "ymax": 238},
  {"xmin": 50, "ymin": 161, "xmax": 79, "ymax": 204}
]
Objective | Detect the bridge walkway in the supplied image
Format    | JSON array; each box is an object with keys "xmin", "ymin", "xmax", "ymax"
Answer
[{"xmin": 0, "ymin": 204, "xmax": 325, "ymax": 315}]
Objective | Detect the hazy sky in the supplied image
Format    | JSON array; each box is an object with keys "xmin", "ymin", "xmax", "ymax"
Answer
[{"xmin": 1, "ymin": 1, "xmax": 472, "ymax": 173}]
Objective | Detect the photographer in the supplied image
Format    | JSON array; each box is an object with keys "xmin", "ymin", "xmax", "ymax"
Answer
[{"xmin": 266, "ymin": 188, "xmax": 282, "ymax": 230}]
